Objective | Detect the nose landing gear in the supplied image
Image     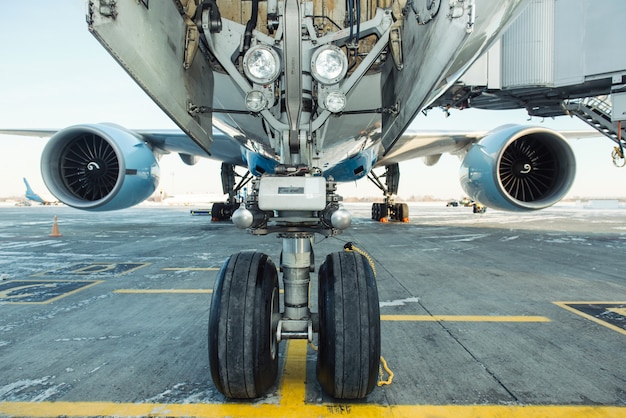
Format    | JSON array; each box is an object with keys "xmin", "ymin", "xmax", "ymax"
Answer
[{"xmin": 208, "ymin": 174, "xmax": 381, "ymax": 399}]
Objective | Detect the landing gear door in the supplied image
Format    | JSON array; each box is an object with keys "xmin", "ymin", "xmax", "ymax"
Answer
[{"xmin": 87, "ymin": 0, "xmax": 214, "ymax": 153}]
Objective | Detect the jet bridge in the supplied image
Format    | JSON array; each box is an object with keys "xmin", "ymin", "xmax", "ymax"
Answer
[{"xmin": 432, "ymin": 0, "xmax": 626, "ymax": 156}]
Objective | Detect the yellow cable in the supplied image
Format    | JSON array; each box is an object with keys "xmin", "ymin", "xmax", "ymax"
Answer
[
  {"xmin": 378, "ymin": 356, "xmax": 394, "ymax": 386},
  {"xmin": 343, "ymin": 242, "xmax": 377, "ymax": 277}
]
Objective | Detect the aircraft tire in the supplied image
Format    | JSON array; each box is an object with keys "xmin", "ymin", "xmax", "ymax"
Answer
[
  {"xmin": 391, "ymin": 203, "xmax": 400, "ymax": 221},
  {"xmin": 208, "ymin": 251, "xmax": 279, "ymax": 398},
  {"xmin": 371, "ymin": 203, "xmax": 379, "ymax": 220},
  {"xmin": 372, "ymin": 203, "xmax": 388, "ymax": 221},
  {"xmin": 398, "ymin": 203, "xmax": 409, "ymax": 220},
  {"xmin": 380, "ymin": 202, "xmax": 389, "ymax": 221},
  {"xmin": 316, "ymin": 251, "xmax": 380, "ymax": 399},
  {"xmin": 211, "ymin": 202, "xmax": 227, "ymax": 221}
]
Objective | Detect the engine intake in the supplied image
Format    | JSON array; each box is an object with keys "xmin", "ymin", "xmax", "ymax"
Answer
[
  {"xmin": 41, "ymin": 124, "xmax": 160, "ymax": 211},
  {"xmin": 460, "ymin": 125, "xmax": 576, "ymax": 211}
]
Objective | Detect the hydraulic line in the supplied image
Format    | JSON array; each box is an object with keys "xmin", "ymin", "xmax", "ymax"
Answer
[
  {"xmin": 347, "ymin": 0, "xmax": 354, "ymax": 41},
  {"xmin": 356, "ymin": 0, "xmax": 361, "ymax": 43},
  {"xmin": 243, "ymin": 0, "xmax": 259, "ymax": 52}
]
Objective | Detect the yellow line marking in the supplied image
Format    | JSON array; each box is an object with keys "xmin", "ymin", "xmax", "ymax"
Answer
[
  {"xmin": 554, "ymin": 301, "xmax": 626, "ymax": 304},
  {"xmin": 554, "ymin": 301, "xmax": 626, "ymax": 336},
  {"xmin": 70, "ymin": 264, "xmax": 119, "ymax": 274},
  {"xmin": 0, "ymin": 336, "xmax": 624, "ymax": 416},
  {"xmin": 113, "ymin": 289, "xmax": 285, "ymax": 294},
  {"xmin": 160, "ymin": 267, "xmax": 281, "ymax": 272},
  {"xmin": 31, "ymin": 262, "xmax": 151, "ymax": 277},
  {"xmin": 608, "ymin": 307, "xmax": 626, "ymax": 316},
  {"xmin": 0, "ymin": 280, "xmax": 103, "ymax": 305},
  {"xmin": 161, "ymin": 267, "xmax": 220, "ymax": 271},
  {"xmin": 0, "ymin": 402, "xmax": 624, "ymax": 417},
  {"xmin": 381, "ymin": 315, "xmax": 551, "ymax": 322},
  {"xmin": 279, "ymin": 340, "xmax": 308, "ymax": 407},
  {"xmin": 114, "ymin": 289, "xmax": 213, "ymax": 294}
]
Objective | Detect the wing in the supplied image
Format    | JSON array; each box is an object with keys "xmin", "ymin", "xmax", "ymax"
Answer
[
  {"xmin": 0, "ymin": 129, "xmax": 57, "ymax": 138},
  {"xmin": 376, "ymin": 130, "xmax": 486, "ymax": 167},
  {"xmin": 0, "ymin": 127, "xmax": 243, "ymax": 166},
  {"xmin": 135, "ymin": 129, "xmax": 242, "ymax": 165},
  {"xmin": 376, "ymin": 129, "xmax": 599, "ymax": 167}
]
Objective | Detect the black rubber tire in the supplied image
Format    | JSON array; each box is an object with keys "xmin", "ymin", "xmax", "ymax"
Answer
[
  {"xmin": 317, "ymin": 251, "xmax": 381, "ymax": 399},
  {"xmin": 208, "ymin": 251, "xmax": 279, "ymax": 398},
  {"xmin": 211, "ymin": 202, "xmax": 226, "ymax": 221},
  {"xmin": 398, "ymin": 203, "xmax": 409, "ymax": 220},
  {"xmin": 391, "ymin": 203, "xmax": 400, "ymax": 221},
  {"xmin": 372, "ymin": 203, "xmax": 388, "ymax": 221},
  {"xmin": 379, "ymin": 202, "xmax": 388, "ymax": 221},
  {"xmin": 390, "ymin": 203, "xmax": 409, "ymax": 221},
  {"xmin": 371, "ymin": 203, "xmax": 379, "ymax": 220}
]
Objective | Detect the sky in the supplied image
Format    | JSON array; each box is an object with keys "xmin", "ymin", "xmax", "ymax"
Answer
[{"xmin": 1, "ymin": 1, "xmax": 625, "ymax": 201}]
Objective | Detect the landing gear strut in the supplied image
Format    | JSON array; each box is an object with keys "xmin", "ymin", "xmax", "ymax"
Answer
[
  {"xmin": 211, "ymin": 163, "xmax": 253, "ymax": 221},
  {"xmin": 208, "ymin": 170, "xmax": 381, "ymax": 399},
  {"xmin": 368, "ymin": 163, "xmax": 409, "ymax": 222}
]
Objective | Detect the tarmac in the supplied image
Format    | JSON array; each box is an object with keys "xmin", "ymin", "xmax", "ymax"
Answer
[{"xmin": 0, "ymin": 202, "xmax": 625, "ymax": 417}]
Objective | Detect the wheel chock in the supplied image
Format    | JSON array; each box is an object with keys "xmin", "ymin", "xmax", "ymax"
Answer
[
  {"xmin": 49, "ymin": 216, "xmax": 63, "ymax": 237},
  {"xmin": 379, "ymin": 217, "xmax": 388, "ymax": 223}
]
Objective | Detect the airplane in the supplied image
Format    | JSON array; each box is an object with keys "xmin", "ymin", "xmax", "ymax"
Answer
[
  {"xmin": 3, "ymin": 0, "xmax": 624, "ymax": 401},
  {"xmin": 22, "ymin": 177, "xmax": 57, "ymax": 205}
]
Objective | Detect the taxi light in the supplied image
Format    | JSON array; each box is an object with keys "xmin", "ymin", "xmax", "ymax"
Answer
[
  {"xmin": 324, "ymin": 91, "xmax": 347, "ymax": 113},
  {"xmin": 311, "ymin": 45, "xmax": 348, "ymax": 85},
  {"xmin": 245, "ymin": 90, "xmax": 268, "ymax": 112},
  {"xmin": 243, "ymin": 45, "xmax": 280, "ymax": 84}
]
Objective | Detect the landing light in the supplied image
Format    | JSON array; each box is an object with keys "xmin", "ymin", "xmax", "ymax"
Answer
[
  {"xmin": 245, "ymin": 90, "xmax": 267, "ymax": 112},
  {"xmin": 311, "ymin": 45, "xmax": 347, "ymax": 85},
  {"xmin": 324, "ymin": 91, "xmax": 347, "ymax": 113},
  {"xmin": 243, "ymin": 45, "xmax": 281, "ymax": 84}
]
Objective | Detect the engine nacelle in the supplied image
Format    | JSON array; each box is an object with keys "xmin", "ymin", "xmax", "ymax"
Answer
[
  {"xmin": 41, "ymin": 124, "xmax": 160, "ymax": 211},
  {"xmin": 460, "ymin": 125, "xmax": 576, "ymax": 211}
]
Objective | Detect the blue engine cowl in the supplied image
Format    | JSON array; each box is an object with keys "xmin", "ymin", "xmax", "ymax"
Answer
[
  {"xmin": 41, "ymin": 123, "xmax": 160, "ymax": 211},
  {"xmin": 460, "ymin": 125, "xmax": 576, "ymax": 211}
]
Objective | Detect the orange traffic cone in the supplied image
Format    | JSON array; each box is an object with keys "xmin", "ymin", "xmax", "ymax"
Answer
[{"xmin": 49, "ymin": 216, "xmax": 63, "ymax": 237}]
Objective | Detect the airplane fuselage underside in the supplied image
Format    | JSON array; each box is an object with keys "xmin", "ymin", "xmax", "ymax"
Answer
[{"xmin": 88, "ymin": 0, "xmax": 525, "ymax": 179}]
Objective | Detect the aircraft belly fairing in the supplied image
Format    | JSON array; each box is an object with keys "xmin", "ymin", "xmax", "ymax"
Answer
[{"xmin": 88, "ymin": 0, "xmax": 526, "ymax": 174}]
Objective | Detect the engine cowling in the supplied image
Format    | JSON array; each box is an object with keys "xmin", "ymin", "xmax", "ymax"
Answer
[
  {"xmin": 460, "ymin": 125, "xmax": 576, "ymax": 211},
  {"xmin": 41, "ymin": 124, "xmax": 160, "ymax": 211}
]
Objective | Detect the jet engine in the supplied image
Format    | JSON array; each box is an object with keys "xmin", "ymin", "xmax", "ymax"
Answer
[
  {"xmin": 41, "ymin": 124, "xmax": 160, "ymax": 211},
  {"xmin": 460, "ymin": 125, "xmax": 576, "ymax": 211}
]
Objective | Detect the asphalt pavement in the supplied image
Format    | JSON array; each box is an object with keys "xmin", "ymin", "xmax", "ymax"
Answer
[{"xmin": 0, "ymin": 202, "xmax": 624, "ymax": 417}]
